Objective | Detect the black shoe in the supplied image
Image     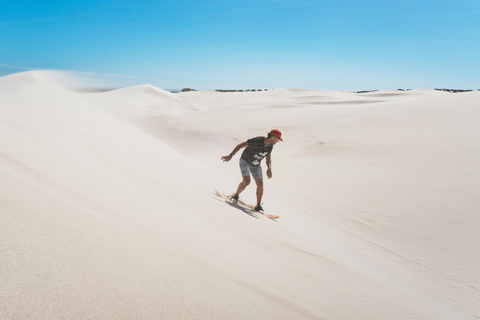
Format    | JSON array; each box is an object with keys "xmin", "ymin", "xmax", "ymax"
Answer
[
  {"xmin": 254, "ymin": 204, "xmax": 264, "ymax": 212},
  {"xmin": 230, "ymin": 194, "xmax": 239, "ymax": 203}
]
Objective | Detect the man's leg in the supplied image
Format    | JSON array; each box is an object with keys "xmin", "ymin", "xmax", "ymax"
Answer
[
  {"xmin": 236, "ymin": 159, "xmax": 252, "ymax": 197},
  {"xmin": 235, "ymin": 176, "xmax": 251, "ymax": 196},
  {"xmin": 254, "ymin": 178, "xmax": 263, "ymax": 206}
]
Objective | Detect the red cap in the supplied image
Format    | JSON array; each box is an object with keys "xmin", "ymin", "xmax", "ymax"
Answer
[{"xmin": 269, "ymin": 129, "xmax": 283, "ymax": 141}]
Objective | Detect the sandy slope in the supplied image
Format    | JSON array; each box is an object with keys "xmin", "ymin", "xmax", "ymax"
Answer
[{"xmin": 1, "ymin": 71, "xmax": 479, "ymax": 319}]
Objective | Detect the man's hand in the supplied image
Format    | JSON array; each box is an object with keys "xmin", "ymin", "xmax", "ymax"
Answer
[
  {"xmin": 267, "ymin": 168, "xmax": 272, "ymax": 179},
  {"xmin": 221, "ymin": 155, "xmax": 233, "ymax": 162}
]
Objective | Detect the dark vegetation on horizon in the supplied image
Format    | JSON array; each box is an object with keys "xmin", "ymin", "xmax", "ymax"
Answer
[
  {"xmin": 357, "ymin": 88, "xmax": 478, "ymax": 94},
  {"xmin": 76, "ymin": 87, "xmax": 480, "ymax": 94},
  {"xmin": 182, "ymin": 88, "xmax": 270, "ymax": 92}
]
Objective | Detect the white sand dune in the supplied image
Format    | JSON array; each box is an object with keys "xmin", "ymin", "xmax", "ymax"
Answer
[{"xmin": 1, "ymin": 70, "xmax": 479, "ymax": 319}]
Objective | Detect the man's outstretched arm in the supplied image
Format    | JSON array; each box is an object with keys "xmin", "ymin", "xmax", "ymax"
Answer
[{"xmin": 221, "ymin": 141, "xmax": 248, "ymax": 162}]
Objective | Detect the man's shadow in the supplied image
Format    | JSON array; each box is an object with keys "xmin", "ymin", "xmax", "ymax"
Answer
[{"xmin": 211, "ymin": 195, "xmax": 260, "ymax": 219}]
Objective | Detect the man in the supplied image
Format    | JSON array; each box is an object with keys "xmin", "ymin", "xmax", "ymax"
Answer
[{"xmin": 221, "ymin": 129, "xmax": 283, "ymax": 212}]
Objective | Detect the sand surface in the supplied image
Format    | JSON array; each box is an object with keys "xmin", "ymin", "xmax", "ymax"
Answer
[{"xmin": 1, "ymin": 71, "xmax": 479, "ymax": 319}]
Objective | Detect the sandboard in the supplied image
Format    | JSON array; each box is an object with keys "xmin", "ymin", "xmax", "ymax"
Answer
[{"xmin": 215, "ymin": 190, "xmax": 279, "ymax": 220}]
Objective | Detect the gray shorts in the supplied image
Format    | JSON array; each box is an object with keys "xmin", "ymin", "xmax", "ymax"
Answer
[{"xmin": 239, "ymin": 158, "xmax": 263, "ymax": 180}]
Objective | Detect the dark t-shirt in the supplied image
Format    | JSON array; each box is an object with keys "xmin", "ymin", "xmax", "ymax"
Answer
[{"xmin": 240, "ymin": 136, "xmax": 273, "ymax": 166}]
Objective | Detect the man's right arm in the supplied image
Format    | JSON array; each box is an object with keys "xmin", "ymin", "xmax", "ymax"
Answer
[{"xmin": 221, "ymin": 141, "xmax": 248, "ymax": 162}]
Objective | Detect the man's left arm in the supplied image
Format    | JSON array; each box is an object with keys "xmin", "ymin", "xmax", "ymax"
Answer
[{"xmin": 266, "ymin": 154, "xmax": 272, "ymax": 179}]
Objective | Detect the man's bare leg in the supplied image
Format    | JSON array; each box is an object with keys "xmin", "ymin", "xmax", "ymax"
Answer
[
  {"xmin": 235, "ymin": 176, "xmax": 251, "ymax": 196},
  {"xmin": 254, "ymin": 178, "xmax": 264, "ymax": 206}
]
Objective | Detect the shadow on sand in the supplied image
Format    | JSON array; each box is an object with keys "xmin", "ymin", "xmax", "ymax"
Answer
[{"xmin": 211, "ymin": 195, "xmax": 260, "ymax": 219}]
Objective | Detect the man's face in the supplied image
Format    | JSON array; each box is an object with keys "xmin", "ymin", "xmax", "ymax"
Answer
[{"xmin": 269, "ymin": 136, "xmax": 280, "ymax": 145}]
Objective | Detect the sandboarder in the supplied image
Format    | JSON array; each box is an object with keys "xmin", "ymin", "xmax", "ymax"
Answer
[{"xmin": 221, "ymin": 129, "xmax": 283, "ymax": 212}]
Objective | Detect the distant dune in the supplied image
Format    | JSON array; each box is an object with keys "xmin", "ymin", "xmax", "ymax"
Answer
[{"xmin": 1, "ymin": 70, "xmax": 479, "ymax": 319}]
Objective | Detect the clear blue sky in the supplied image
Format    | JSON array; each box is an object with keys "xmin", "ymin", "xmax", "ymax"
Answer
[{"xmin": 1, "ymin": 0, "xmax": 479, "ymax": 90}]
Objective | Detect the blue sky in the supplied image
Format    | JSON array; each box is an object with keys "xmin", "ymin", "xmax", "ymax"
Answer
[{"xmin": 1, "ymin": 0, "xmax": 479, "ymax": 90}]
